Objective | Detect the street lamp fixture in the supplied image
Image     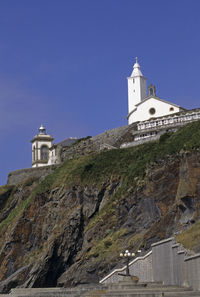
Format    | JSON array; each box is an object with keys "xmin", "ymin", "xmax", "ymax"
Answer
[{"xmin": 119, "ymin": 249, "xmax": 141, "ymax": 276}]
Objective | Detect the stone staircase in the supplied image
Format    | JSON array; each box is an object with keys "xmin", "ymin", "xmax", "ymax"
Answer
[
  {"xmin": 85, "ymin": 280, "xmax": 200, "ymax": 297},
  {"xmin": 0, "ymin": 280, "xmax": 199, "ymax": 297}
]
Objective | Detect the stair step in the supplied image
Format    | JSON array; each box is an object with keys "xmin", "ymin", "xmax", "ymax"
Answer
[
  {"xmin": 108, "ymin": 285, "xmax": 192, "ymax": 290},
  {"xmin": 104, "ymin": 288, "xmax": 192, "ymax": 293},
  {"xmin": 163, "ymin": 292, "xmax": 200, "ymax": 296},
  {"xmin": 6, "ymin": 283, "xmax": 200, "ymax": 297},
  {"xmin": 85, "ymin": 294, "xmax": 200, "ymax": 297}
]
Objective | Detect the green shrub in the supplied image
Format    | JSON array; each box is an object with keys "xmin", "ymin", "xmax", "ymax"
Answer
[{"xmin": 176, "ymin": 221, "xmax": 200, "ymax": 251}]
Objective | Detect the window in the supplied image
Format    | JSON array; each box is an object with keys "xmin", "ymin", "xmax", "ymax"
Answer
[
  {"xmin": 169, "ymin": 107, "xmax": 174, "ymax": 112},
  {"xmin": 41, "ymin": 146, "xmax": 49, "ymax": 161},
  {"xmin": 149, "ymin": 108, "xmax": 156, "ymax": 115}
]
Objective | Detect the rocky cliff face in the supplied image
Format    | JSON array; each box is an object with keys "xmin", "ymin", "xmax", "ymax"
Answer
[{"xmin": 1, "ymin": 121, "xmax": 200, "ymax": 293}]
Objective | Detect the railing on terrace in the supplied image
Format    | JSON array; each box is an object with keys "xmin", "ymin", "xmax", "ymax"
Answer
[{"xmin": 137, "ymin": 111, "xmax": 200, "ymax": 131}]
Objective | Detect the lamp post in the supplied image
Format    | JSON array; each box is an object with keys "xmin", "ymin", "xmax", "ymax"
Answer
[
  {"xmin": 119, "ymin": 250, "xmax": 141, "ymax": 277},
  {"xmin": 120, "ymin": 250, "xmax": 135, "ymax": 276}
]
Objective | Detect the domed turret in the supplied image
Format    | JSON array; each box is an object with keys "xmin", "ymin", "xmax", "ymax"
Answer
[
  {"xmin": 131, "ymin": 57, "xmax": 143, "ymax": 77},
  {"xmin": 38, "ymin": 124, "xmax": 46, "ymax": 135},
  {"xmin": 31, "ymin": 125, "xmax": 54, "ymax": 168}
]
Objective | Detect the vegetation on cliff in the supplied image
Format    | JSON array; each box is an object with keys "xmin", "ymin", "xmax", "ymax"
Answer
[
  {"xmin": 33, "ymin": 120, "xmax": 200, "ymax": 188},
  {"xmin": 177, "ymin": 220, "xmax": 200, "ymax": 251},
  {"xmin": 0, "ymin": 120, "xmax": 200, "ymax": 290}
]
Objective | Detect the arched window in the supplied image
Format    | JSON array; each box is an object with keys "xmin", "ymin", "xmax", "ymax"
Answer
[
  {"xmin": 41, "ymin": 145, "xmax": 49, "ymax": 161},
  {"xmin": 148, "ymin": 84, "xmax": 156, "ymax": 97}
]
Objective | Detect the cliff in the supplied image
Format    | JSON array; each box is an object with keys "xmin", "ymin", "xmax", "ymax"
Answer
[{"xmin": 1, "ymin": 121, "xmax": 200, "ymax": 292}]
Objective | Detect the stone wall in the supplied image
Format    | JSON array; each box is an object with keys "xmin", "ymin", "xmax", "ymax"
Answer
[
  {"xmin": 91, "ymin": 124, "xmax": 134, "ymax": 147},
  {"xmin": 100, "ymin": 252, "xmax": 153, "ymax": 284},
  {"xmin": 100, "ymin": 237, "xmax": 200, "ymax": 291},
  {"xmin": 129, "ymin": 252, "xmax": 153, "ymax": 283},
  {"xmin": 171, "ymin": 243, "xmax": 183, "ymax": 286},
  {"xmin": 152, "ymin": 237, "xmax": 175, "ymax": 285},
  {"xmin": 61, "ymin": 124, "xmax": 135, "ymax": 161},
  {"xmin": 120, "ymin": 134, "xmax": 161, "ymax": 148},
  {"xmin": 7, "ymin": 165, "xmax": 58, "ymax": 185},
  {"xmin": 61, "ymin": 117, "xmax": 199, "ymax": 161},
  {"xmin": 61, "ymin": 138, "xmax": 97, "ymax": 161},
  {"xmin": 152, "ymin": 238, "xmax": 200, "ymax": 290},
  {"xmin": 185, "ymin": 254, "xmax": 200, "ymax": 290},
  {"xmin": 177, "ymin": 250, "xmax": 185, "ymax": 286}
]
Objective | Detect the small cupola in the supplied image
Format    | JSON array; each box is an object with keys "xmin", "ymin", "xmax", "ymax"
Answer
[
  {"xmin": 38, "ymin": 124, "xmax": 46, "ymax": 135},
  {"xmin": 131, "ymin": 57, "xmax": 143, "ymax": 77}
]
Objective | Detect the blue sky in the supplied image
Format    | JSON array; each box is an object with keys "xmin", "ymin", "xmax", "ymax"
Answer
[{"xmin": 1, "ymin": 0, "xmax": 200, "ymax": 184}]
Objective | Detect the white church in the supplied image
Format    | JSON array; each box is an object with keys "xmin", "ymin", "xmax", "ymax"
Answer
[
  {"xmin": 31, "ymin": 59, "xmax": 192, "ymax": 168},
  {"xmin": 127, "ymin": 58, "xmax": 184, "ymax": 124}
]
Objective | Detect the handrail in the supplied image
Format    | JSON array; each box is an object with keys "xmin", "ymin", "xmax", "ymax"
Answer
[{"xmin": 99, "ymin": 251, "xmax": 152, "ymax": 283}]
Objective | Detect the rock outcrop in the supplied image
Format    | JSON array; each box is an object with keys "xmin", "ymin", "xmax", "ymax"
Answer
[{"xmin": 1, "ymin": 121, "xmax": 200, "ymax": 292}]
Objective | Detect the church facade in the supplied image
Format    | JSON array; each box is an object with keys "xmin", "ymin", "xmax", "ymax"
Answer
[{"xmin": 127, "ymin": 59, "xmax": 184, "ymax": 124}]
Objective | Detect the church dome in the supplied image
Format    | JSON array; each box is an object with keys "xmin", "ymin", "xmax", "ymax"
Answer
[
  {"xmin": 133, "ymin": 62, "xmax": 140, "ymax": 68},
  {"xmin": 131, "ymin": 59, "xmax": 143, "ymax": 77}
]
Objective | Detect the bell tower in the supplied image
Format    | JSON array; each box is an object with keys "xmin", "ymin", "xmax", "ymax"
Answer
[
  {"xmin": 31, "ymin": 125, "xmax": 53, "ymax": 168},
  {"xmin": 127, "ymin": 58, "xmax": 147, "ymax": 123}
]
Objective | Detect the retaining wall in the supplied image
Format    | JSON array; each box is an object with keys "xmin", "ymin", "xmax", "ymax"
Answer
[
  {"xmin": 61, "ymin": 124, "xmax": 133, "ymax": 161},
  {"xmin": 177, "ymin": 250, "xmax": 185, "ymax": 286},
  {"xmin": 185, "ymin": 253, "xmax": 200, "ymax": 290},
  {"xmin": 100, "ymin": 251, "xmax": 153, "ymax": 284},
  {"xmin": 7, "ymin": 165, "xmax": 58, "ymax": 185},
  {"xmin": 152, "ymin": 237, "xmax": 175, "ymax": 285},
  {"xmin": 100, "ymin": 237, "xmax": 200, "ymax": 291}
]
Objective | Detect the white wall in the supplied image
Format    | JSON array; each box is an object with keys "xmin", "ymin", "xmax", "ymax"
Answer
[
  {"xmin": 47, "ymin": 148, "xmax": 58, "ymax": 165},
  {"xmin": 32, "ymin": 139, "xmax": 53, "ymax": 167},
  {"xmin": 128, "ymin": 97, "xmax": 180, "ymax": 124},
  {"xmin": 127, "ymin": 76, "xmax": 147, "ymax": 115},
  {"xmin": 127, "ymin": 78, "xmax": 136, "ymax": 114}
]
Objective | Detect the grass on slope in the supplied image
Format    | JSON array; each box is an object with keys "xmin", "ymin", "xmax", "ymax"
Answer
[
  {"xmin": 176, "ymin": 221, "xmax": 200, "ymax": 251},
  {"xmin": 22, "ymin": 120, "xmax": 200, "ymax": 234},
  {"xmin": 0, "ymin": 194, "xmax": 33, "ymax": 230},
  {"xmin": 1, "ymin": 120, "xmax": 200, "ymax": 236},
  {"xmin": 0, "ymin": 185, "xmax": 14, "ymax": 196},
  {"xmin": 9, "ymin": 119, "xmax": 200, "ymax": 209},
  {"xmin": 86, "ymin": 229, "xmax": 127, "ymax": 260},
  {"xmin": 49, "ymin": 120, "xmax": 200, "ymax": 190}
]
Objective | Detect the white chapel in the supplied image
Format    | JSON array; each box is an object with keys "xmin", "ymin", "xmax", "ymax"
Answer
[{"xmin": 127, "ymin": 58, "xmax": 184, "ymax": 124}]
